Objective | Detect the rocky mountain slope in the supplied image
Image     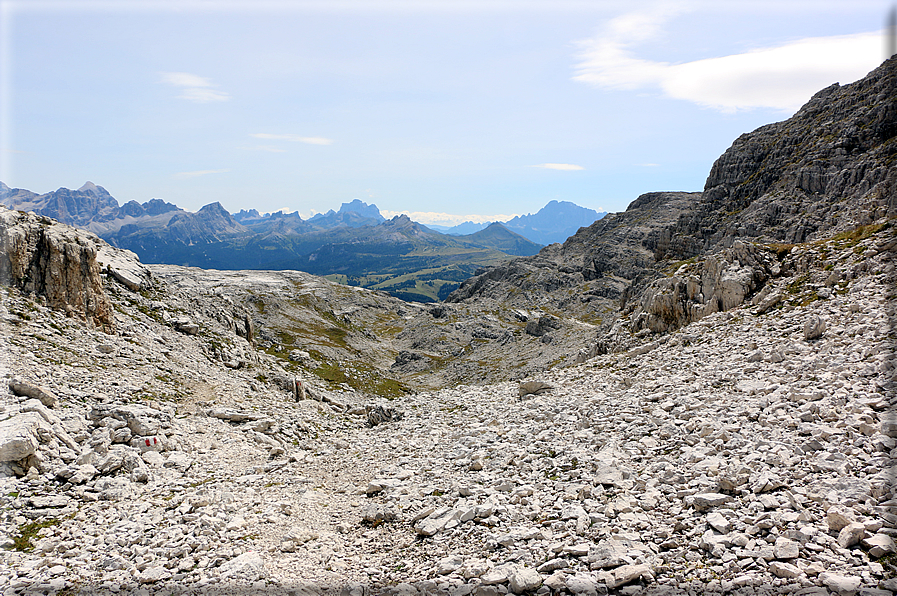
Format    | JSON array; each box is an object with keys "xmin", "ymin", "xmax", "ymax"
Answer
[
  {"xmin": 0, "ymin": 200, "xmax": 894, "ymax": 595},
  {"xmin": 447, "ymin": 57, "xmax": 897, "ymax": 348}
]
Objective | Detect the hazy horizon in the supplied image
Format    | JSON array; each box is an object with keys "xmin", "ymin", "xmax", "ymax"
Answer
[{"xmin": 1, "ymin": 0, "xmax": 891, "ymax": 222}]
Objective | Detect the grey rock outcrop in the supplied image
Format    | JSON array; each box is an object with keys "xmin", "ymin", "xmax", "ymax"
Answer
[
  {"xmin": 629, "ymin": 240, "xmax": 778, "ymax": 333},
  {"xmin": 447, "ymin": 191, "xmax": 702, "ymax": 310},
  {"xmin": 681, "ymin": 57, "xmax": 897, "ymax": 250},
  {"xmin": 449, "ymin": 57, "xmax": 897, "ymax": 352},
  {"xmin": 0, "ymin": 207, "xmax": 114, "ymax": 329},
  {"xmin": 8, "ymin": 378, "xmax": 59, "ymax": 408}
]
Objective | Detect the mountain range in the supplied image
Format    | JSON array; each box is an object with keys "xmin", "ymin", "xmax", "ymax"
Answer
[
  {"xmin": 428, "ymin": 200, "xmax": 606, "ymax": 245},
  {"xmin": 0, "ymin": 184, "xmax": 597, "ymax": 302}
]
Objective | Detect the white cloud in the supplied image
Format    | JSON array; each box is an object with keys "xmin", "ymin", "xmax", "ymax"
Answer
[
  {"xmin": 173, "ymin": 169, "xmax": 230, "ymax": 179},
  {"xmin": 573, "ymin": 7, "xmax": 884, "ymax": 112},
  {"xmin": 531, "ymin": 163, "xmax": 584, "ymax": 171},
  {"xmin": 381, "ymin": 210, "xmax": 519, "ymax": 226},
  {"xmin": 160, "ymin": 72, "xmax": 230, "ymax": 103},
  {"xmin": 251, "ymin": 133, "xmax": 334, "ymax": 145}
]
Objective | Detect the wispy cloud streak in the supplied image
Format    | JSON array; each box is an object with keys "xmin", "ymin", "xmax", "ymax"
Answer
[
  {"xmin": 530, "ymin": 163, "xmax": 584, "ymax": 171},
  {"xmin": 161, "ymin": 72, "xmax": 230, "ymax": 103}
]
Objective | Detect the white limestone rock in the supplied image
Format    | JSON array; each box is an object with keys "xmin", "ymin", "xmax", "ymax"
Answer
[
  {"xmin": 837, "ymin": 522, "xmax": 866, "ymax": 549},
  {"xmin": 139, "ymin": 566, "xmax": 172, "ymax": 584},
  {"xmin": 8, "ymin": 379, "xmax": 59, "ymax": 408},
  {"xmin": 0, "ymin": 413, "xmax": 42, "ymax": 462},
  {"xmin": 507, "ymin": 566, "xmax": 541, "ymax": 594},
  {"xmin": 773, "ymin": 537, "xmax": 799, "ymax": 560},
  {"xmin": 826, "ymin": 504, "xmax": 857, "ymax": 531},
  {"xmin": 819, "ymin": 572, "xmax": 862, "ymax": 596},
  {"xmin": 608, "ymin": 564, "xmax": 652, "ymax": 589},
  {"xmin": 862, "ymin": 533, "xmax": 897, "ymax": 558},
  {"xmin": 218, "ymin": 551, "xmax": 265, "ymax": 581},
  {"xmin": 803, "ymin": 315, "xmax": 826, "ymax": 340},
  {"xmin": 688, "ymin": 493, "xmax": 730, "ymax": 510},
  {"xmin": 706, "ymin": 511, "xmax": 731, "ymax": 534},
  {"xmin": 769, "ymin": 561, "xmax": 801, "ymax": 579}
]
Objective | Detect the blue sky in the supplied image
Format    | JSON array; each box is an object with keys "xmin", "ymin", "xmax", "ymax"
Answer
[{"xmin": 1, "ymin": 0, "xmax": 891, "ymax": 225}]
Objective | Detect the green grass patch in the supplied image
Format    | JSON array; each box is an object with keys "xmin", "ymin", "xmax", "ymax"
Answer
[
  {"xmin": 312, "ymin": 359, "xmax": 407, "ymax": 397},
  {"xmin": 830, "ymin": 221, "xmax": 890, "ymax": 246},
  {"xmin": 786, "ymin": 274, "xmax": 809, "ymax": 295},
  {"xmin": 664, "ymin": 256, "xmax": 698, "ymax": 275},
  {"xmin": 276, "ymin": 331, "xmax": 296, "ymax": 346},
  {"xmin": 324, "ymin": 274, "xmax": 349, "ymax": 285},
  {"xmin": 766, "ymin": 243, "xmax": 796, "ymax": 259},
  {"xmin": 10, "ymin": 519, "xmax": 60, "ymax": 552},
  {"xmin": 314, "ymin": 362, "xmax": 349, "ymax": 385}
]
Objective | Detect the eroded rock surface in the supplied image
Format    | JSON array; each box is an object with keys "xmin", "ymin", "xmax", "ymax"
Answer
[{"xmin": 0, "ymin": 207, "xmax": 115, "ymax": 330}]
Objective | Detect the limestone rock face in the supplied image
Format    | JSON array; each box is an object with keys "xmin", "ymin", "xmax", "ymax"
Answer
[
  {"xmin": 678, "ymin": 56, "xmax": 897, "ymax": 250},
  {"xmin": 447, "ymin": 58, "xmax": 897, "ymax": 349},
  {"xmin": 630, "ymin": 240, "xmax": 777, "ymax": 332},
  {"xmin": 447, "ymin": 191, "xmax": 701, "ymax": 309},
  {"xmin": 0, "ymin": 206, "xmax": 114, "ymax": 329}
]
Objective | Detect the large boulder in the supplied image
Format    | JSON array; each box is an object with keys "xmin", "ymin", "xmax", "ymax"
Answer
[{"xmin": 0, "ymin": 412, "xmax": 46, "ymax": 462}]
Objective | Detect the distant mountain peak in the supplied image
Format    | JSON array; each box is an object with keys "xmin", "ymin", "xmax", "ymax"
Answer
[
  {"xmin": 78, "ymin": 181, "xmax": 100, "ymax": 194},
  {"xmin": 142, "ymin": 198, "xmax": 180, "ymax": 216},
  {"xmin": 199, "ymin": 201, "xmax": 226, "ymax": 212},
  {"xmin": 338, "ymin": 199, "xmax": 384, "ymax": 222},
  {"xmin": 503, "ymin": 201, "xmax": 606, "ymax": 245}
]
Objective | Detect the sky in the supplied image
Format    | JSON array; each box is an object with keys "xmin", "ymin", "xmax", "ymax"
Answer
[{"xmin": 0, "ymin": 0, "xmax": 893, "ymax": 226}]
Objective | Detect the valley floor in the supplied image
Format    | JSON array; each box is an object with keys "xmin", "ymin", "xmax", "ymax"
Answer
[{"xmin": 0, "ymin": 228, "xmax": 895, "ymax": 596}]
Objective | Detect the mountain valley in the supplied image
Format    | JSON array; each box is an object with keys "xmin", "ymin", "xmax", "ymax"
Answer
[{"xmin": 0, "ymin": 56, "xmax": 895, "ymax": 596}]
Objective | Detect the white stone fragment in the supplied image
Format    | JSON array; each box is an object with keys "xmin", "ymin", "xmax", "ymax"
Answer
[
  {"xmin": 688, "ymin": 493, "xmax": 730, "ymax": 510},
  {"xmin": 706, "ymin": 511, "xmax": 731, "ymax": 533},
  {"xmin": 819, "ymin": 572, "xmax": 862, "ymax": 596},
  {"xmin": 862, "ymin": 533, "xmax": 897, "ymax": 558},
  {"xmin": 0, "ymin": 413, "xmax": 43, "ymax": 461},
  {"xmin": 825, "ymin": 504, "xmax": 856, "ymax": 531},
  {"xmin": 507, "ymin": 566, "xmax": 542, "ymax": 594},
  {"xmin": 769, "ymin": 561, "xmax": 801, "ymax": 578},
  {"xmin": 837, "ymin": 522, "xmax": 866, "ymax": 549},
  {"xmin": 773, "ymin": 537, "xmax": 799, "ymax": 559}
]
